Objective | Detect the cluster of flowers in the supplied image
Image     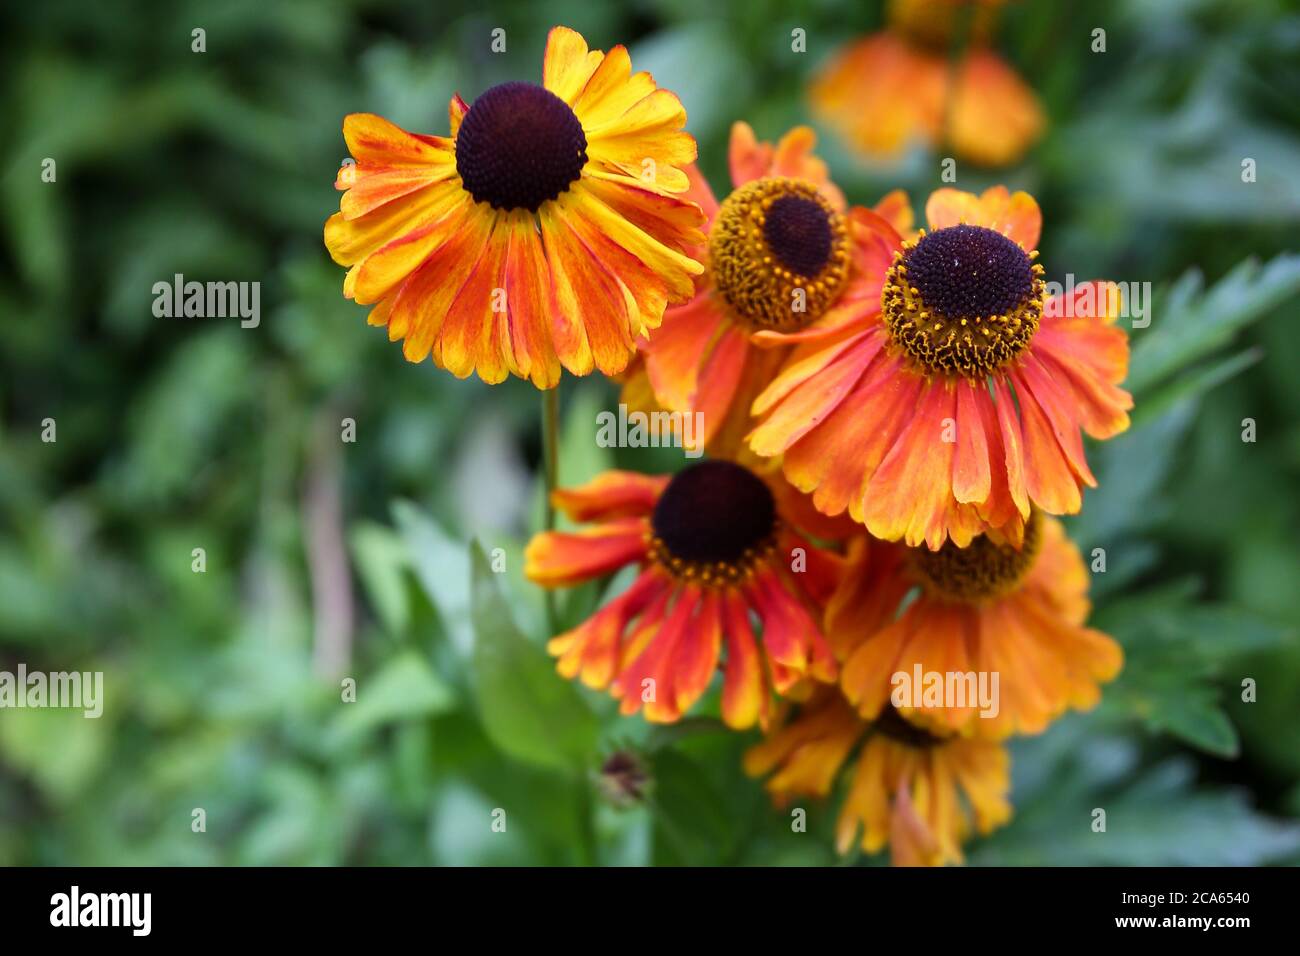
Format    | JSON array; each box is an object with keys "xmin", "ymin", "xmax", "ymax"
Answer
[{"xmin": 325, "ymin": 24, "xmax": 1131, "ymax": 865}]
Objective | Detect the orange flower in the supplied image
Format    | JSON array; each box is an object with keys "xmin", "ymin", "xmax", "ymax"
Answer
[
  {"xmin": 324, "ymin": 26, "xmax": 706, "ymax": 387},
  {"xmin": 744, "ymin": 690, "xmax": 1011, "ymax": 865},
  {"xmin": 830, "ymin": 514, "xmax": 1123, "ymax": 739},
  {"xmin": 626, "ymin": 122, "xmax": 910, "ymax": 455},
  {"xmin": 524, "ymin": 462, "xmax": 840, "ymax": 729},
  {"xmin": 748, "ymin": 186, "xmax": 1133, "ymax": 550},
  {"xmin": 810, "ymin": 0, "xmax": 1044, "ymax": 167}
]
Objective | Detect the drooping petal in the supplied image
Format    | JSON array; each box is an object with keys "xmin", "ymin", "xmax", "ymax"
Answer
[
  {"xmin": 670, "ymin": 589, "xmax": 724, "ymax": 713},
  {"xmin": 951, "ymin": 377, "xmax": 992, "ymax": 505},
  {"xmin": 551, "ymin": 470, "xmax": 669, "ymax": 522},
  {"xmin": 641, "ymin": 291, "xmax": 728, "ymax": 411},
  {"xmin": 500, "ymin": 210, "xmax": 561, "ymax": 388},
  {"xmin": 380, "ymin": 199, "xmax": 486, "ymax": 358},
  {"xmin": 720, "ymin": 590, "xmax": 768, "ymax": 730},
  {"xmin": 747, "ymin": 329, "xmax": 880, "ymax": 455},
  {"xmin": 351, "ymin": 190, "xmax": 479, "ymax": 306},
  {"xmin": 548, "ymin": 570, "xmax": 666, "ymax": 688},
  {"xmin": 948, "ymin": 50, "xmax": 1045, "ymax": 168},
  {"xmin": 1009, "ymin": 369, "xmax": 1084, "ymax": 515},
  {"xmin": 433, "ymin": 211, "xmax": 514, "ymax": 383},
  {"xmin": 524, "ymin": 518, "xmax": 648, "ymax": 587},
  {"xmin": 324, "ymin": 179, "xmax": 465, "ymax": 272},
  {"xmin": 859, "ymin": 379, "xmax": 960, "ymax": 550}
]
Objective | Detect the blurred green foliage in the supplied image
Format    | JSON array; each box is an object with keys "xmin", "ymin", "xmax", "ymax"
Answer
[{"xmin": 1, "ymin": 0, "xmax": 1298, "ymax": 865}]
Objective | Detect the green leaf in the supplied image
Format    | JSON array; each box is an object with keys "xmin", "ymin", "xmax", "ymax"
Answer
[
  {"xmin": 1130, "ymin": 347, "xmax": 1262, "ymax": 427},
  {"xmin": 1126, "ymin": 253, "xmax": 1300, "ymax": 395},
  {"xmin": 1093, "ymin": 593, "xmax": 1291, "ymax": 755},
  {"xmin": 648, "ymin": 749, "xmax": 738, "ymax": 866},
  {"xmin": 349, "ymin": 521, "xmax": 411, "ymax": 636},
  {"xmin": 972, "ymin": 731, "xmax": 1300, "ymax": 866},
  {"xmin": 328, "ymin": 650, "xmax": 456, "ymax": 744},
  {"xmin": 393, "ymin": 500, "xmax": 471, "ymax": 655},
  {"xmin": 469, "ymin": 541, "xmax": 598, "ymax": 772},
  {"xmin": 1070, "ymin": 400, "xmax": 1197, "ymax": 549},
  {"xmin": 1136, "ymin": 683, "xmax": 1238, "ymax": 757}
]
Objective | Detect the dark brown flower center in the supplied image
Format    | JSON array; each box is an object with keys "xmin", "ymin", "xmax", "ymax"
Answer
[
  {"xmin": 909, "ymin": 225, "xmax": 1033, "ymax": 318},
  {"xmin": 910, "ymin": 511, "xmax": 1042, "ymax": 602},
  {"xmin": 883, "ymin": 224, "xmax": 1045, "ymax": 378},
  {"xmin": 874, "ymin": 706, "xmax": 944, "ymax": 749},
  {"xmin": 650, "ymin": 461, "xmax": 777, "ymax": 580},
  {"xmin": 709, "ymin": 178, "xmax": 850, "ymax": 332},
  {"xmin": 455, "ymin": 81, "xmax": 587, "ymax": 211},
  {"xmin": 763, "ymin": 195, "xmax": 834, "ymax": 277}
]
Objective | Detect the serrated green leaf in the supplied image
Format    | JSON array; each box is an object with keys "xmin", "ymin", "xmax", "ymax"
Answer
[
  {"xmin": 1093, "ymin": 595, "xmax": 1290, "ymax": 754},
  {"xmin": 1140, "ymin": 686, "xmax": 1239, "ymax": 757},
  {"xmin": 973, "ymin": 739, "xmax": 1300, "ymax": 866},
  {"xmin": 469, "ymin": 542, "xmax": 598, "ymax": 772},
  {"xmin": 1127, "ymin": 253, "xmax": 1300, "ymax": 395},
  {"xmin": 1130, "ymin": 347, "xmax": 1262, "ymax": 427}
]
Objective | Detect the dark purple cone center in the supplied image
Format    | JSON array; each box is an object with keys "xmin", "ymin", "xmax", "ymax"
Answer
[
  {"xmin": 906, "ymin": 224, "xmax": 1033, "ymax": 319},
  {"xmin": 651, "ymin": 460, "xmax": 776, "ymax": 565},
  {"xmin": 455, "ymin": 81, "xmax": 587, "ymax": 211},
  {"xmin": 763, "ymin": 195, "xmax": 834, "ymax": 277}
]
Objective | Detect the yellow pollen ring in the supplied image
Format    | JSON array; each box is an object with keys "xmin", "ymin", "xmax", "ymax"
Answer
[
  {"xmin": 646, "ymin": 528, "xmax": 780, "ymax": 587},
  {"xmin": 881, "ymin": 230, "xmax": 1046, "ymax": 379},
  {"xmin": 708, "ymin": 178, "xmax": 850, "ymax": 332},
  {"xmin": 910, "ymin": 512, "xmax": 1043, "ymax": 603}
]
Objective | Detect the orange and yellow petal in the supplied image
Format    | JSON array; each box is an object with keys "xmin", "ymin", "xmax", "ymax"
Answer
[
  {"xmin": 328, "ymin": 27, "xmax": 707, "ymax": 387},
  {"xmin": 809, "ymin": 33, "xmax": 947, "ymax": 159},
  {"xmin": 1034, "ymin": 281, "xmax": 1133, "ymax": 440},
  {"xmin": 834, "ymin": 516, "xmax": 1123, "ymax": 739},
  {"xmin": 524, "ymin": 518, "xmax": 647, "ymax": 588},
  {"xmin": 746, "ymin": 567, "xmax": 837, "ymax": 689},
  {"xmin": 924, "ymin": 185, "xmax": 1041, "ymax": 251},
  {"xmin": 612, "ymin": 585, "xmax": 710, "ymax": 722},
  {"xmin": 948, "ymin": 49, "xmax": 1045, "ymax": 167},
  {"xmin": 720, "ymin": 589, "xmax": 772, "ymax": 730},
  {"xmin": 548, "ymin": 570, "xmax": 668, "ymax": 688},
  {"xmin": 837, "ymin": 732, "xmax": 1011, "ymax": 863},
  {"xmin": 743, "ymin": 690, "xmax": 862, "ymax": 795},
  {"xmin": 550, "ymin": 470, "xmax": 669, "ymax": 523},
  {"xmin": 641, "ymin": 291, "xmax": 729, "ymax": 412}
]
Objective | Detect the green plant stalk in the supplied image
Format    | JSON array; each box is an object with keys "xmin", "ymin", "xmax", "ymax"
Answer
[{"xmin": 542, "ymin": 383, "xmax": 561, "ymax": 636}]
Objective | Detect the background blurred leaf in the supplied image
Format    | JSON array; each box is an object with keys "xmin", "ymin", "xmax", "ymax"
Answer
[
  {"xmin": 327, "ymin": 650, "xmax": 456, "ymax": 745},
  {"xmin": 394, "ymin": 500, "xmax": 473, "ymax": 656},
  {"xmin": 469, "ymin": 541, "xmax": 598, "ymax": 772},
  {"xmin": 973, "ymin": 726, "xmax": 1300, "ymax": 865},
  {"xmin": 1127, "ymin": 253, "xmax": 1300, "ymax": 395}
]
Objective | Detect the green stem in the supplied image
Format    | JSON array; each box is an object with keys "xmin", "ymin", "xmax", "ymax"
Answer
[
  {"xmin": 542, "ymin": 383, "xmax": 561, "ymax": 635},
  {"xmin": 575, "ymin": 772, "xmax": 598, "ymax": 866}
]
